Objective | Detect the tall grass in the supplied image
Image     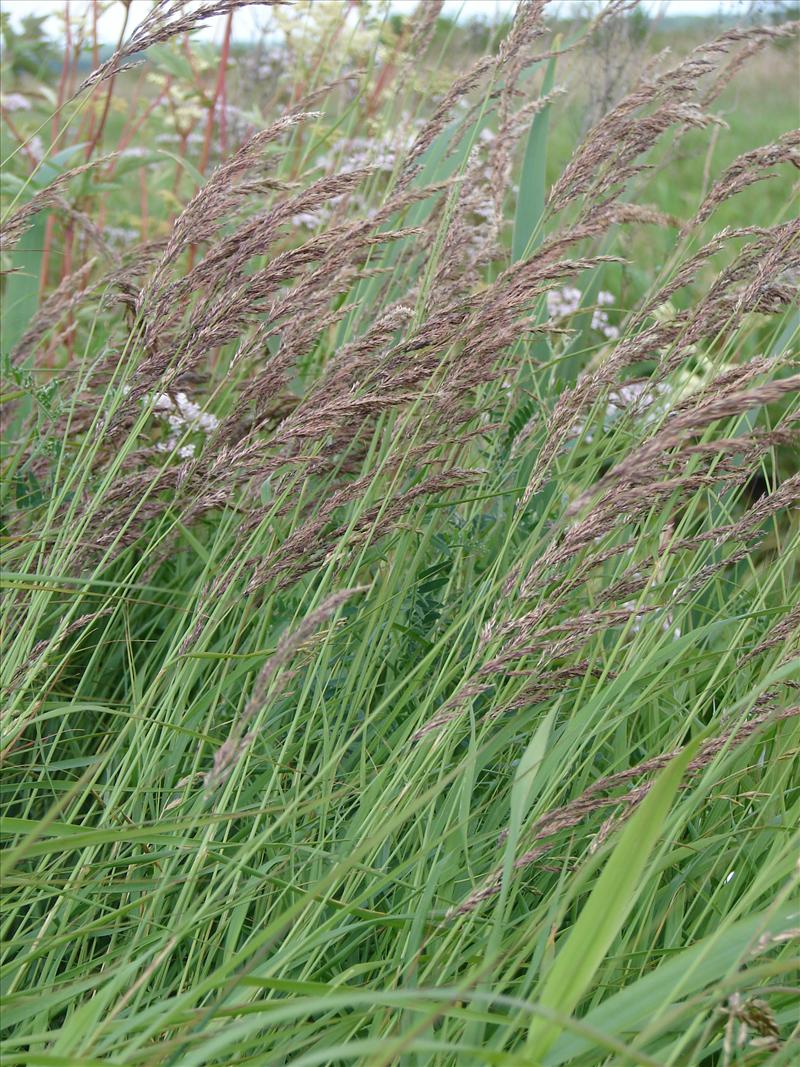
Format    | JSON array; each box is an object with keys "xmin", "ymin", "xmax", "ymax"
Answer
[{"xmin": 1, "ymin": 2, "xmax": 798, "ymax": 1064}]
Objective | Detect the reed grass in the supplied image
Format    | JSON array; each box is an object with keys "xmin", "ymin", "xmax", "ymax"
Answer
[{"xmin": 1, "ymin": 2, "xmax": 798, "ymax": 1064}]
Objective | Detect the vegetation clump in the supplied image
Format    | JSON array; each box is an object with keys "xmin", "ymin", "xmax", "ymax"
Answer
[{"xmin": 1, "ymin": 2, "xmax": 798, "ymax": 1063}]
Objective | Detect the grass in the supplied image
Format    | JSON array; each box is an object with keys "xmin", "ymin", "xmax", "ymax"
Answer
[{"xmin": 1, "ymin": 2, "xmax": 799, "ymax": 1065}]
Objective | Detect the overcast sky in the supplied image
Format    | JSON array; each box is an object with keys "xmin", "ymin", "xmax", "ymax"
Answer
[{"xmin": 2, "ymin": 0, "xmax": 774, "ymax": 43}]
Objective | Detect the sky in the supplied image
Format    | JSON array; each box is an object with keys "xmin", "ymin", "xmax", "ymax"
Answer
[{"xmin": 0, "ymin": 0, "xmax": 777, "ymax": 43}]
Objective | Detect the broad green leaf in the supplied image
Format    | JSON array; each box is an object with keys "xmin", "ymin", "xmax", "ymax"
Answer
[
  {"xmin": 2, "ymin": 214, "xmax": 45, "ymax": 358},
  {"xmin": 512, "ymin": 42, "xmax": 559, "ymax": 263},
  {"xmin": 31, "ymin": 142, "xmax": 90, "ymax": 186},
  {"xmin": 544, "ymin": 900, "xmax": 800, "ymax": 1064},
  {"xmin": 525, "ymin": 735, "xmax": 699, "ymax": 1059},
  {"xmin": 148, "ymin": 43, "xmax": 199, "ymax": 85},
  {"xmin": 503, "ymin": 705, "xmax": 557, "ymax": 897}
]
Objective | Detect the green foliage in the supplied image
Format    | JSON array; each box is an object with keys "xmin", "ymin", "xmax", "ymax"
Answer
[
  {"xmin": 1, "ymin": 4, "xmax": 798, "ymax": 1066},
  {"xmin": 0, "ymin": 12, "xmax": 61, "ymax": 79},
  {"xmin": 512, "ymin": 46, "xmax": 558, "ymax": 263}
]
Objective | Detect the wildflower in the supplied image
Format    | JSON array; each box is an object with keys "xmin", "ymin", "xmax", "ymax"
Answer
[
  {"xmin": 104, "ymin": 226, "xmax": 140, "ymax": 248},
  {"xmin": 546, "ymin": 285, "xmax": 582, "ymax": 318},
  {"xmin": 547, "ymin": 285, "xmax": 619, "ymax": 340},
  {"xmin": 291, "ymin": 211, "xmax": 323, "ymax": 229},
  {"xmin": 174, "ymin": 391, "xmax": 219, "ymax": 434},
  {"xmin": 144, "ymin": 389, "xmax": 218, "ymax": 458},
  {"xmin": 604, "ymin": 380, "xmax": 672, "ymax": 428},
  {"xmin": 1, "ymin": 93, "xmax": 32, "ymax": 111},
  {"xmin": 214, "ymin": 101, "xmax": 257, "ymax": 142},
  {"xmin": 28, "ymin": 136, "xmax": 44, "ymax": 162}
]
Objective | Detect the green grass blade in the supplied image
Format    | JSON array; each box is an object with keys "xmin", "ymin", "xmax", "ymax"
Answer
[
  {"xmin": 511, "ymin": 44, "xmax": 558, "ymax": 263},
  {"xmin": 525, "ymin": 735, "xmax": 700, "ymax": 1060}
]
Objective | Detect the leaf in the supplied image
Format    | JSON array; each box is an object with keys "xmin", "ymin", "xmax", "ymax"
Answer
[
  {"xmin": 512, "ymin": 42, "xmax": 559, "ymax": 263},
  {"xmin": 525, "ymin": 734, "xmax": 699, "ymax": 1060},
  {"xmin": 1, "ymin": 213, "xmax": 45, "ymax": 359},
  {"xmin": 109, "ymin": 152, "xmax": 165, "ymax": 179},
  {"xmin": 769, "ymin": 307, "xmax": 799, "ymax": 357},
  {"xmin": 154, "ymin": 148, "xmax": 206, "ymax": 190},
  {"xmin": 31, "ymin": 142, "xmax": 90, "ymax": 187},
  {"xmin": 337, "ymin": 111, "xmax": 489, "ymax": 346},
  {"xmin": 0, "ymin": 172, "xmax": 27, "ymax": 195},
  {"xmin": 468, "ymin": 707, "xmax": 559, "ymax": 1051},
  {"xmin": 543, "ymin": 900, "xmax": 800, "ymax": 1065},
  {"xmin": 509, "ymin": 704, "xmax": 557, "ymax": 857},
  {"xmin": 148, "ymin": 43, "xmax": 199, "ymax": 85}
]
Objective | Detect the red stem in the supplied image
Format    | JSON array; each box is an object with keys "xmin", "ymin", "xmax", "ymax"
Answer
[
  {"xmin": 198, "ymin": 10, "xmax": 234, "ymax": 176},
  {"xmin": 79, "ymin": 0, "xmax": 101, "ymax": 146},
  {"xmin": 84, "ymin": 3, "xmax": 131, "ymax": 161},
  {"xmin": 39, "ymin": 1, "xmax": 73, "ymax": 297},
  {"xmin": 188, "ymin": 11, "xmax": 234, "ymax": 270}
]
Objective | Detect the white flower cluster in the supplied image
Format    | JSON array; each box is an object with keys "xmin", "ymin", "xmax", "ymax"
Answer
[
  {"xmin": 292, "ymin": 115, "xmax": 429, "ymax": 230},
  {"xmin": 104, "ymin": 226, "xmax": 140, "ymax": 248},
  {"xmin": 604, "ymin": 380, "xmax": 672, "ymax": 429},
  {"xmin": 151, "ymin": 391, "xmax": 219, "ymax": 459},
  {"xmin": 290, "ymin": 192, "xmax": 351, "ymax": 231},
  {"xmin": 591, "ymin": 289, "xmax": 619, "ymax": 340},
  {"xmin": 291, "ymin": 211, "xmax": 326, "ymax": 228},
  {"xmin": 471, "ymin": 197, "xmax": 496, "ymax": 222},
  {"xmin": 573, "ymin": 379, "xmax": 674, "ymax": 443},
  {"xmin": 213, "ymin": 101, "xmax": 257, "ymax": 143},
  {"xmin": 27, "ymin": 135, "xmax": 44, "ymax": 162},
  {"xmin": 1, "ymin": 93, "xmax": 32, "ymax": 111},
  {"xmin": 546, "ymin": 285, "xmax": 582, "ymax": 319},
  {"xmin": 546, "ymin": 286, "xmax": 619, "ymax": 340},
  {"xmin": 290, "ymin": 130, "xmax": 412, "ymax": 230},
  {"xmin": 155, "ymin": 131, "xmax": 206, "ymax": 148},
  {"xmin": 317, "ymin": 133, "xmax": 404, "ymax": 174}
]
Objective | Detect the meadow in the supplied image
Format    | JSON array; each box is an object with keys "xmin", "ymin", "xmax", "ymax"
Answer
[{"xmin": 1, "ymin": 1, "xmax": 799, "ymax": 1064}]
